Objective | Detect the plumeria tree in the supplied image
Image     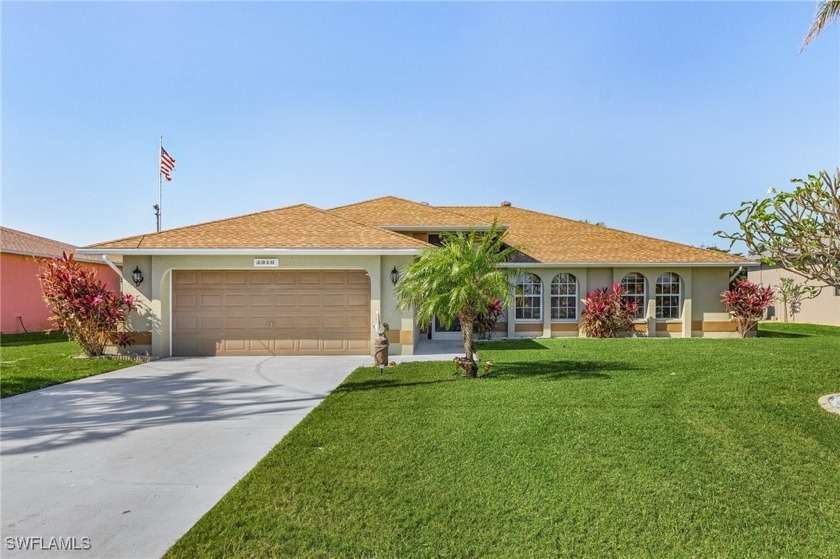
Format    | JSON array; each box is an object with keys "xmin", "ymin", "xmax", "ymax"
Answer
[
  {"xmin": 580, "ymin": 282, "xmax": 639, "ymax": 338},
  {"xmin": 721, "ymin": 279, "xmax": 775, "ymax": 338},
  {"xmin": 716, "ymin": 169, "xmax": 839, "ymax": 289},
  {"xmin": 395, "ymin": 223, "xmax": 519, "ymax": 378},
  {"xmin": 39, "ymin": 252, "xmax": 138, "ymax": 356}
]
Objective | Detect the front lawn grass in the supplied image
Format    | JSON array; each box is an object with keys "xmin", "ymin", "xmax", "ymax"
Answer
[
  {"xmin": 167, "ymin": 323, "xmax": 840, "ymax": 558},
  {"xmin": 0, "ymin": 332, "xmax": 136, "ymax": 398}
]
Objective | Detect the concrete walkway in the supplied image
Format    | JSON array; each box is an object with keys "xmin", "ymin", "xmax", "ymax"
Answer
[{"xmin": 1, "ymin": 356, "xmax": 367, "ymax": 559}]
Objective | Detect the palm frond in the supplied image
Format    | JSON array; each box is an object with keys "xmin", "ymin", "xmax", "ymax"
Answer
[{"xmin": 801, "ymin": 0, "xmax": 840, "ymax": 51}]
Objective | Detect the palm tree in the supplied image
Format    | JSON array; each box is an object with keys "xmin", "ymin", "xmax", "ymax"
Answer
[
  {"xmin": 395, "ymin": 222, "xmax": 519, "ymax": 378},
  {"xmin": 801, "ymin": 0, "xmax": 840, "ymax": 51}
]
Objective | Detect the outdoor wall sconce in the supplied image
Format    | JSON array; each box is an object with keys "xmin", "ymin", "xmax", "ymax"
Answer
[
  {"xmin": 390, "ymin": 266, "xmax": 399, "ymax": 286},
  {"xmin": 132, "ymin": 266, "xmax": 144, "ymax": 287}
]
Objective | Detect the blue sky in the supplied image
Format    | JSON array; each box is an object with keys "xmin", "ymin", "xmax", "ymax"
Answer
[{"xmin": 2, "ymin": 2, "xmax": 838, "ymax": 249}]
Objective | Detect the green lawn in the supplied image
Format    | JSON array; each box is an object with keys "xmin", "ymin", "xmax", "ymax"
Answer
[
  {"xmin": 0, "ymin": 332, "xmax": 136, "ymax": 398},
  {"xmin": 167, "ymin": 323, "xmax": 840, "ymax": 558}
]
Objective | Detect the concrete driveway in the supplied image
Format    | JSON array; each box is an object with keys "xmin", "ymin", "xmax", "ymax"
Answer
[{"xmin": 1, "ymin": 355, "xmax": 367, "ymax": 558}]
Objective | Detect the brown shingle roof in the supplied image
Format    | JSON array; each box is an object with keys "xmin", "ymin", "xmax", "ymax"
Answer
[
  {"xmin": 443, "ymin": 205, "xmax": 746, "ymax": 264},
  {"xmin": 85, "ymin": 204, "xmax": 430, "ymax": 250},
  {"xmin": 331, "ymin": 196, "xmax": 493, "ymax": 229},
  {"xmin": 0, "ymin": 227, "xmax": 109, "ymax": 264}
]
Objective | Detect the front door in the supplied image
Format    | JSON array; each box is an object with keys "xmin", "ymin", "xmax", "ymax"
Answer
[{"xmin": 432, "ymin": 316, "xmax": 462, "ymax": 340}]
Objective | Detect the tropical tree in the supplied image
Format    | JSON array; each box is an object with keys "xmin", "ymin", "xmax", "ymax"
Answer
[
  {"xmin": 716, "ymin": 169, "xmax": 839, "ymax": 289},
  {"xmin": 801, "ymin": 0, "xmax": 840, "ymax": 51},
  {"xmin": 395, "ymin": 223, "xmax": 519, "ymax": 378}
]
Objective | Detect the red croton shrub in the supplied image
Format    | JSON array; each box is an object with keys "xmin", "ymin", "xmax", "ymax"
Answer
[
  {"xmin": 580, "ymin": 282, "xmax": 640, "ymax": 338},
  {"xmin": 721, "ymin": 279, "xmax": 775, "ymax": 338},
  {"xmin": 474, "ymin": 298, "xmax": 505, "ymax": 341},
  {"xmin": 38, "ymin": 252, "xmax": 137, "ymax": 356}
]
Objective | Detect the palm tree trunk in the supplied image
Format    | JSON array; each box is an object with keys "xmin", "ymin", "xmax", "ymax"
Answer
[{"xmin": 460, "ymin": 311, "xmax": 478, "ymax": 378}]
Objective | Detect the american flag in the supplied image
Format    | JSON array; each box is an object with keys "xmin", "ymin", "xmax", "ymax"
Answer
[{"xmin": 160, "ymin": 147, "xmax": 175, "ymax": 181}]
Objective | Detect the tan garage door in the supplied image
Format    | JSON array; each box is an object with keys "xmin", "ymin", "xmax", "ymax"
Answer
[{"xmin": 172, "ymin": 270, "xmax": 371, "ymax": 356}]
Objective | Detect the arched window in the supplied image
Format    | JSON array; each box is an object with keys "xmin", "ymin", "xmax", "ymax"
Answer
[
  {"xmin": 655, "ymin": 272, "xmax": 682, "ymax": 319},
  {"xmin": 621, "ymin": 272, "xmax": 647, "ymax": 319},
  {"xmin": 515, "ymin": 274, "xmax": 542, "ymax": 320},
  {"xmin": 551, "ymin": 273, "xmax": 578, "ymax": 320}
]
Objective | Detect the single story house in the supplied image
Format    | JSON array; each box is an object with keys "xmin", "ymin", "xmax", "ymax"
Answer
[
  {"xmin": 1, "ymin": 226, "xmax": 122, "ymax": 333},
  {"xmin": 78, "ymin": 197, "xmax": 753, "ymax": 357},
  {"xmin": 748, "ymin": 263, "xmax": 840, "ymax": 325}
]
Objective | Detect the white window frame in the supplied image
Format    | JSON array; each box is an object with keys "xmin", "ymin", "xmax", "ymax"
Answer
[
  {"xmin": 550, "ymin": 273, "xmax": 578, "ymax": 321},
  {"xmin": 515, "ymin": 273, "xmax": 542, "ymax": 321},
  {"xmin": 655, "ymin": 272, "xmax": 682, "ymax": 320},
  {"xmin": 621, "ymin": 272, "xmax": 647, "ymax": 320}
]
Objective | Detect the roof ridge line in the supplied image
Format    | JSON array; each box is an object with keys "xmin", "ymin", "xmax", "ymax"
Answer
[
  {"xmin": 331, "ymin": 196, "xmax": 496, "ymax": 227},
  {"xmin": 444, "ymin": 205, "xmax": 739, "ymax": 261},
  {"xmin": 312, "ymin": 203, "xmax": 432, "ymax": 248}
]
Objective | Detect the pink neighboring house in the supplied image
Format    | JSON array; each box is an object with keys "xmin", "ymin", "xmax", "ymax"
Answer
[{"xmin": 0, "ymin": 227, "xmax": 122, "ymax": 333}]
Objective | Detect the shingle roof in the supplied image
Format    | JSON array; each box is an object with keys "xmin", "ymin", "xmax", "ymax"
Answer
[
  {"xmin": 85, "ymin": 204, "xmax": 430, "ymax": 250},
  {"xmin": 0, "ymin": 227, "xmax": 108, "ymax": 264},
  {"xmin": 331, "ymin": 196, "xmax": 493, "ymax": 229},
  {"xmin": 443, "ymin": 205, "xmax": 745, "ymax": 264},
  {"xmin": 81, "ymin": 197, "xmax": 747, "ymax": 265}
]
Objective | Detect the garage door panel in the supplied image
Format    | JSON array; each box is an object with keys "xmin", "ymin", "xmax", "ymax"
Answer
[
  {"xmin": 224, "ymin": 316, "xmax": 248, "ymax": 329},
  {"xmin": 175, "ymin": 293, "xmax": 198, "ymax": 308},
  {"xmin": 173, "ymin": 270, "xmax": 371, "ymax": 356},
  {"xmin": 323, "ymin": 294, "xmax": 347, "ymax": 306},
  {"xmin": 224, "ymin": 272, "xmax": 247, "ymax": 284},
  {"xmin": 175, "ymin": 271, "xmax": 198, "ymax": 286},
  {"xmin": 175, "ymin": 315, "xmax": 197, "ymax": 330},
  {"xmin": 347, "ymin": 293, "xmax": 369, "ymax": 306},
  {"xmin": 249, "ymin": 294, "xmax": 273, "ymax": 307},
  {"xmin": 225, "ymin": 294, "xmax": 247, "ymax": 306},
  {"xmin": 298, "ymin": 294, "xmax": 321, "ymax": 306},
  {"xmin": 323, "ymin": 339, "xmax": 346, "ymax": 350},
  {"xmin": 200, "ymin": 316, "xmax": 222, "ymax": 330},
  {"xmin": 273, "ymin": 294, "xmax": 297, "ymax": 306},
  {"xmin": 247, "ymin": 339, "xmax": 272, "ymax": 352},
  {"xmin": 298, "ymin": 339, "xmax": 320, "ymax": 351},
  {"xmin": 298, "ymin": 317, "xmax": 321, "ymax": 329},
  {"xmin": 200, "ymin": 294, "xmax": 223, "ymax": 307},
  {"xmin": 200, "ymin": 272, "xmax": 223, "ymax": 285},
  {"xmin": 250, "ymin": 273, "xmax": 272, "ymax": 285},
  {"xmin": 298, "ymin": 273, "xmax": 322, "ymax": 285},
  {"xmin": 322, "ymin": 272, "xmax": 346, "ymax": 284}
]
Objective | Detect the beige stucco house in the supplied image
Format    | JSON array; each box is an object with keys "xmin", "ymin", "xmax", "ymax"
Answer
[
  {"xmin": 78, "ymin": 197, "xmax": 753, "ymax": 357},
  {"xmin": 748, "ymin": 264, "xmax": 840, "ymax": 325}
]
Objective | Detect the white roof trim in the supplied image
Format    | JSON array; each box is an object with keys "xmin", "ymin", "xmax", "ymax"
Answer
[
  {"xmin": 499, "ymin": 261, "xmax": 757, "ymax": 268},
  {"xmin": 76, "ymin": 248, "xmax": 422, "ymax": 256}
]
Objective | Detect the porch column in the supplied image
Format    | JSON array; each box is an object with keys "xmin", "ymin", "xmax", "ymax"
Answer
[
  {"xmin": 682, "ymin": 269, "xmax": 693, "ymax": 338},
  {"xmin": 507, "ymin": 303, "xmax": 516, "ymax": 338},
  {"xmin": 539, "ymin": 272, "xmax": 552, "ymax": 338}
]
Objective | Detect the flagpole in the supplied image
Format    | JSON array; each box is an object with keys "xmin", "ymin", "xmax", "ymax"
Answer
[{"xmin": 157, "ymin": 136, "xmax": 163, "ymax": 232}]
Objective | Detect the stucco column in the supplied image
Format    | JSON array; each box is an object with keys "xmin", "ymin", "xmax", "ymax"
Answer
[
  {"xmin": 367, "ymin": 259, "xmax": 382, "ymax": 357},
  {"xmin": 646, "ymin": 298, "xmax": 657, "ymax": 337},
  {"xmin": 507, "ymin": 303, "xmax": 515, "ymax": 338},
  {"xmin": 682, "ymin": 269, "xmax": 693, "ymax": 338},
  {"xmin": 545, "ymin": 278, "xmax": 554, "ymax": 337}
]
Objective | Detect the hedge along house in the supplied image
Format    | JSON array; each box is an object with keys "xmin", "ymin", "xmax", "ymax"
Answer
[{"xmin": 78, "ymin": 197, "xmax": 753, "ymax": 357}]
